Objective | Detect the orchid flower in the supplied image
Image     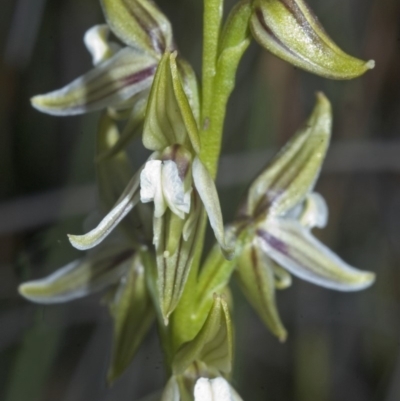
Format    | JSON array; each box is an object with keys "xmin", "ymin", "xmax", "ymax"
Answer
[{"xmin": 233, "ymin": 93, "xmax": 375, "ymax": 340}]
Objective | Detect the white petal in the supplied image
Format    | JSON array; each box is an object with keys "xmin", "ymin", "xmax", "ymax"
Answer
[
  {"xmin": 194, "ymin": 378, "xmax": 233, "ymax": 401},
  {"xmin": 161, "ymin": 160, "xmax": 191, "ymax": 219},
  {"xmin": 257, "ymin": 219, "xmax": 375, "ymax": 291},
  {"xmin": 83, "ymin": 24, "xmax": 120, "ymax": 65},
  {"xmin": 69, "ymin": 172, "xmax": 141, "ymax": 250},
  {"xmin": 298, "ymin": 192, "xmax": 328, "ymax": 229},
  {"xmin": 140, "ymin": 160, "xmax": 166, "ymax": 218}
]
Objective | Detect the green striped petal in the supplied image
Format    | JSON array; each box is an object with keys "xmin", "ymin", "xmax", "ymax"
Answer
[
  {"xmin": 257, "ymin": 218, "xmax": 376, "ymax": 291},
  {"xmin": 31, "ymin": 47, "xmax": 157, "ymax": 116},
  {"xmin": 250, "ymin": 0, "xmax": 374, "ymax": 79},
  {"xmin": 107, "ymin": 254, "xmax": 155, "ymax": 383},
  {"xmin": 242, "ymin": 92, "xmax": 331, "ymax": 219},
  {"xmin": 143, "ymin": 52, "xmax": 201, "ymax": 153},
  {"xmin": 173, "ymin": 295, "xmax": 233, "ymax": 375},
  {"xmin": 235, "ymin": 240, "xmax": 287, "ymax": 341},
  {"xmin": 19, "ymin": 245, "xmax": 134, "ymax": 303},
  {"xmin": 100, "ymin": 0, "xmax": 173, "ymax": 56}
]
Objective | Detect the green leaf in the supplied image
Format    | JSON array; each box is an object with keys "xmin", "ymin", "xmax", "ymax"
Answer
[
  {"xmin": 107, "ymin": 254, "xmax": 155, "ymax": 383},
  {"xmin": 250, "ymin": 0, "xmax": 374, "ymax": 79}
]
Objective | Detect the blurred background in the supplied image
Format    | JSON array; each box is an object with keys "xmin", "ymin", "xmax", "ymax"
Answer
[{"xmin": 1, "ymin": 0, "xmax": 400, "ymax": 400}]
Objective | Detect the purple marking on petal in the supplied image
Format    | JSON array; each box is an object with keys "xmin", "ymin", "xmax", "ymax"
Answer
[
  {"xmin": 123, "ymin": 65, "xmax": 157, "ymax": 86},
  {"xmin": 257, "ymin": 229, "xmax": 289, "ymax": 256}
]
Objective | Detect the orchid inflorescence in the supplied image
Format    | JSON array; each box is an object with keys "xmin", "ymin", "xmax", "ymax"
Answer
[{"xmin": 20, "ymin": 0, "xmax": 375, "ymax": 399}]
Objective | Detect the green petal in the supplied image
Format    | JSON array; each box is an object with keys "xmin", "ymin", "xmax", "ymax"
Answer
[
  {"xmin": 19, "ymin": 244, "xmax": 134, "ymax": 303},
  {"xmin": 242, "ymin": 92, "xmax": 331, "ymax": 219},
  {"xmin": 173, "ymin": 295, "xmax": 233, "ymax": 375},
  {"xmin": 250, "ymin": 0, "xmax": 374, "ymax": 79},
  {"xmin": 257, "ymin": 219, "xmax": 376, "ymax": 291},
  {"xmin": 143, "ymin": 52, "xmax": 201, "ymax": 153},
  {"xmin": 107, "ymin": 254, "xmax": 155, "ymax": 383},
  {"xmin": 235, "ymin": 240, "xmax": 287, "ymax": 341},
  {"xmin": 31, "ymin": 47, "xmax": 157, "ymax": 116},
  {"xmin": 100, "ymin": 0, "xmax": 173, "ymax": 56}
]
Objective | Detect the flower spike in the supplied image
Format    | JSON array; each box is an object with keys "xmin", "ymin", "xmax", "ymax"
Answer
[{"xmin": 250, "ymin": 0, "xmax": 375, "ymax": 79}]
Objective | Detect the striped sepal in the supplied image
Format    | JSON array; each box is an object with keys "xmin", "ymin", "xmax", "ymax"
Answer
[
  {"xmin": 172, "ymin": 294, "xmax": 233, "ymax": 375},
  {"xmin": 257, "ymin": 219, "xmax": 375, "ymax": 291},
  {"xmin": 31, "ymin": 47, "xmax": 157, "ymax": 116},
  {"xmin": 19, "ymin": 245, "xmax": 134, "ymax": 303},
  {"xmin": 241, "ymin": 92, "xmax": 331, "ymax": 219},
  {"xmin": 250, "ymin": 0, "xmax": 374, "ymax": 79}
]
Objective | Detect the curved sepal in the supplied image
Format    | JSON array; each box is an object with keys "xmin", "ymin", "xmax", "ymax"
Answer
[
  {"xmin": 235, "ymin": 240, "xmax": 287, "ymax": 341},
  {"xmin": 193, "ymin": 157, "xmax": 234, "ymax": 259},
  {"xmin": 19, "ymin": 245, "xmax": 134, "ymax": 303},
  {"xmin": 68, "ymin": 169, "xmax": 142, "ymax": 250},
  {"xmin": 250, "ymin": 0, "xmax": 374, "ymax": 79},
  {"xmin": 242, "ymin": 93, "xmax": 331, "ymax": 219},
  {"xmin": 143, "ymin": 52, "xmax": 201, "ymax": 153},
  {"xmin": 96, "ymin": 113, "xmax": 153, "ymax": 245},
  {"xmin": 100, "ymin": 0, "xmax": 173, "ymax": 56},
  {"xmin": 257, "ymin": 219, "xmax": 376, "ymax": 291},
  {"xmin": 173, "ymin": 295, "xmax": 233, "ymax": 374},
  {"xmin": 107, "ymin": 254, "xmax": 155, "ymax": 383},
  {"xmin": 31, "ymin": 47, "xmax": 157, "ymax": 116}
]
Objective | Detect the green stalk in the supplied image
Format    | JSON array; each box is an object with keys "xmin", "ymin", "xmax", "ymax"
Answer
[
  {"xmin": 169, "ymin": 0, "xmax": 252, "ymax": 357},
  {"xmin": 201, "ymin": 0, "xmax": 224, "ymax": 127}
]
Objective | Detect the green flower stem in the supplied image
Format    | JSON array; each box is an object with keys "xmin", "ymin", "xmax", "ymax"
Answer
[
  {"xmin": 168, "ymin": 0, "xmax": 252, "ymax": 360},
  {"xmin": 201, "ymin": 0, "xmax": 224, "ymax": 127}
]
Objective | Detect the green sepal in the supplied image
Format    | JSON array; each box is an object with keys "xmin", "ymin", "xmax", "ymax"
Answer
[
  {"xmin": 143, "ymin": 52, "xmax": 201, "ymax": 154},
  {"xmin": 100, "ymin": 0, "xmax": 173, "ymax": 56},
  {"xmin": 235, "ymin": 240, "xmax": 287, "ymax": 342},
  {"xmin": 31, "ymin": 47, "xmax": 157, "ymax": 116},
  {"xmin": 19, "ymin": 244, "xmax": 135, "ymax": 303},
  {"xmin": 250, "ymin": 0, "xmax": 374, "ymax": 79},
  {"xmin": 241, "ymin": 92, "xmax": 332, "ymax": 219},
  {"xmin": 154, "ymin": 192, "xmax": 203, "ymax": 324},
  {"xmin": 172, "ymin": 294, "xmax": 233, "ymax": 375},
  {"xmin": 107, "ymin": 254, "xmax": 155, "ymax": 383}
]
